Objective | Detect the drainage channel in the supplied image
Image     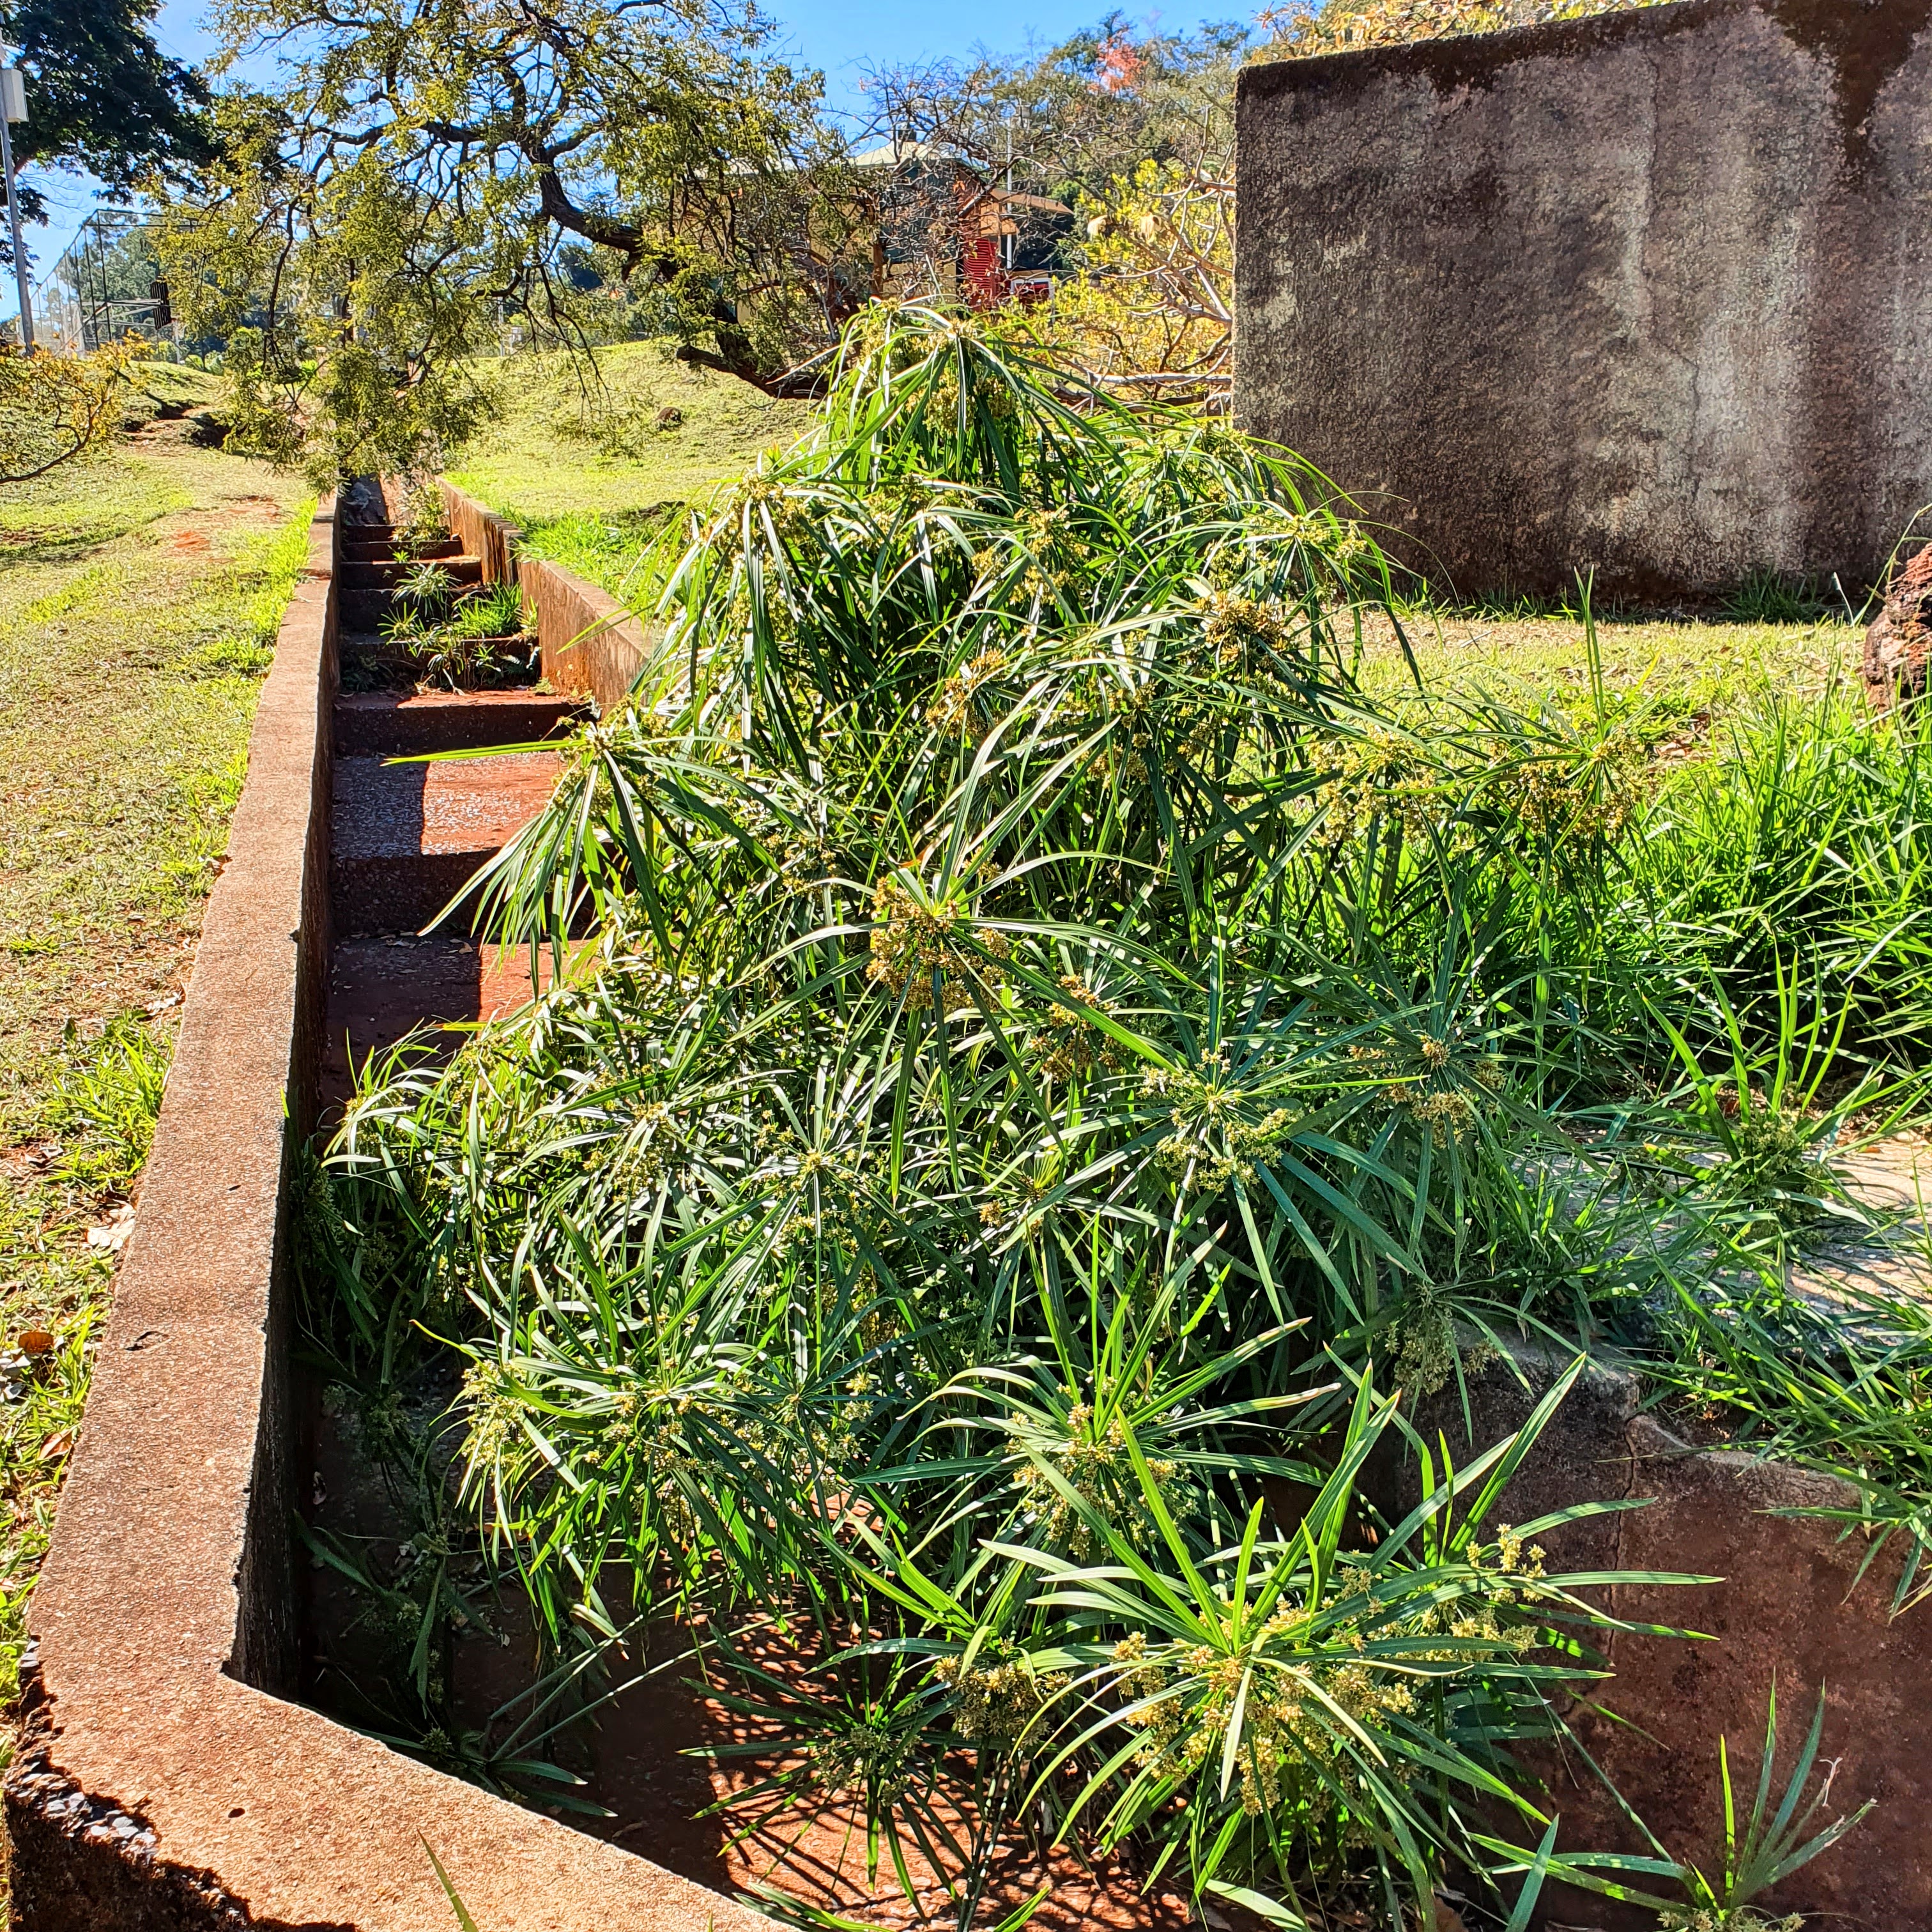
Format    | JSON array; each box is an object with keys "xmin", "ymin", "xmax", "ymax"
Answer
[
  {"xmin": 7, "ymin": 484, "xmax": 764, "ymax": 1932},
  {"xmin": 299, "ymin": 484, "xmax": 827, "ymax": 1897},
  {"xmin": 321, "ymin": 480, "xmax": 580, "ymax": 1112},
  {"xmin": 302, "ymin": 479, "xmax": 601, "ymax": 1812},
  {"xmin": 293, "ymin": 492, "xmax": 1216, "ymax": 1928}
]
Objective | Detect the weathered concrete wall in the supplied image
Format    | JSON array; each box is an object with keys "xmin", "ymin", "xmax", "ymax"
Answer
[
  {"xmin": 521, "ymin": 558, "xmax": 652, "ymax": 715},
  {"xmin": 440, "ymin": 480, "xmax": 653, "ymax": 712},
  {"xmin": 1235, "ymin": 0, "xmax": 1932, "ymax": 599},
  {"xmin": 441, "ymin": 485, "xmax": 518, "ymax": 588}
]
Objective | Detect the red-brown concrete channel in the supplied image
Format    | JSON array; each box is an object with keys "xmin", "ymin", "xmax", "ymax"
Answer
[
  {"xmin": 1, "ymin": 485, "xmax": 768, "ymax": 1930},
  {"xmin": 324, "ymin": 482, "xmax": 579, "ymax": 1107}
]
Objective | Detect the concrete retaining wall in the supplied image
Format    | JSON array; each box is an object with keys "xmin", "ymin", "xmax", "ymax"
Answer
[
  {"xmin": 439, "ymin": 482, "xmax": 652, "ymax": 714},
  {"xmin": 1234, "ymin": 0, "xmax": 1932, "ymax": 599},
  {"xmin": 4, "ymin": 494, "xmax": 762, "ymax": 1932},
  {"xmin": 1402, "ymin": 1348, "xmax": 1929, "ymax": 1926},
  {"xmin": 441, "ymin": 487, "xmax": 518, "ymax": 590}
]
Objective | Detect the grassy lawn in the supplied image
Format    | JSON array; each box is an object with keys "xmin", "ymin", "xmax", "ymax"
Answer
[
  {"xmin": 0, "ymin": 425, "xmax": 310, "ymax": 1759},
  {"xmin": 445, "ymin": 341, "xmax": 813, "ymax": 599},
  {"xmin": 1356, "ymin": 605, "xmax": 1863, "ymax": 728}
]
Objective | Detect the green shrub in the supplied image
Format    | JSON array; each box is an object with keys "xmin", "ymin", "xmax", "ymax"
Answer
[
  {"xmin": 55, "ymin": 1016, "xmax": 168, "ymax": 1191},
  {"xmin": 316, "ymin": 306, "xmax": 1903, "ymax": 1926}
]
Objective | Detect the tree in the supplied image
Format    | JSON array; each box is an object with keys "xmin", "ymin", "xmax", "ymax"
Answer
[
  {"xmin": 154, "ymin": 0, "xmax": 862, "ymax": 480},
  {"xmin": 3, "ymin": 0, "xmax": 215, "ymax": 226},
  {"xmin": 0, "ymin": 339, "xmax": 134, "ymax": 479},
  {"xmin": 1254, "ymin": 0, "xmax": 1654, "ymax": 59},
  {"xmin": 1032, "ymin": 155, "xmax": 1234, "ymax": 406},
  {"xmin": 864, "ymin": 15, "xmax": 1243, "ymax": 209},
  {"xmin": 864, "ymin": 18, "xmax": 1242, "ymax": 403}
]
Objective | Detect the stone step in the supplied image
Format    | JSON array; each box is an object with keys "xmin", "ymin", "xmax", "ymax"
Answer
[
  {"xmin": 319, "ymin": 936, "xmax": 562, "ymax": 1111},
  {"xmin": 334, "ymin": 690, "xmax": 581, "ymax": 756},
  {"xmin": 341, "ymin": 553, "xmax": 484, "ymax": 592},
  {"xmin": 330, "ymin": 750, "xmax": 561, "ymax": 937},
  {"xmin": 1788, "ymin": 1135, "xmax": 1932, "ymax": 1317},
  {"xmin": 340, "ymin": 588, "xmax": 392, "ymax": 631},
  {"xmin": 341, "ymin": 530, "xmax": 461, "ymax": 557}
]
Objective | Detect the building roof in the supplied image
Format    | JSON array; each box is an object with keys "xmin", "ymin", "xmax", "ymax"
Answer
[{"xmin": 848, "ymin": 140, "xmax": 938, "ymax": 168}]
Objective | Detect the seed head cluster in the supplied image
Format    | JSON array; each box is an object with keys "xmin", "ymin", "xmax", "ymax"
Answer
[
  {"xmin": 1015, "ymin": 1402, "xmax": 1181, "ymax": 1558},
  {"xmin": 1111, "ymin": 1530, "xmax": 1547, "ymax": 1820},
  {"xmin": 866, "ymin": 875, "xmax": 1008, "ymax": 1010},
  {"xmin": 933, "ymin": 1641, "xmax": 1070, "ymax": 1751}
]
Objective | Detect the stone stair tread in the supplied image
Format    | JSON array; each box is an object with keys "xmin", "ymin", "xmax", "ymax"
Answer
[
  {"xmin": 328, "ymin": 495, "xmax": 561, "ymax": 935},
  {"xmin": 1788, "ymin": 1133, "xmax": 1932, "ymax": 1315},
  {"xmin": 341, "ymin": 589, "xmax": 396, "ymax": 627},
  {"xmin": 341, "ymin": 554, "xmax": 484, "ymax": 590},
  {"xmin": 333, "ymin": 690, "xmax": 581, "ymax": 755},
  {"xmin": 332, "ymin": 751, "xmax": 560, "ymax": 862},
  {"xmin": 319, "ymin": 936, "xmax": 560, "ymax": 1109}
]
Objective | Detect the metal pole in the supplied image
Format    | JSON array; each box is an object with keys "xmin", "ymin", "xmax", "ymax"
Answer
[
  {"xmin": 80, "ymin": 216, "xmax": 106, "ymax": 352},
  {"xmin": 1002, "ymin": 109, "xmax": 1013, "ymax": 277},
  {"xmin": 0, "ymin": 58, "xmax": 31, "ymax": 351},
  {"xmin": 89, "ymin": 222, "xmax": 105, "ymax": 351}
]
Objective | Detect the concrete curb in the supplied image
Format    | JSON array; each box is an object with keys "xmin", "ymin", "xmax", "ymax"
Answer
[
  {"xmin": 440, "ymin": 484, "xmax": 652, "ymax": 716},
  {"xmin": 1398, "ymin": 1344, "xmax": 1931, "ymax": 1926},
  {"xmin": 4, "ymin": 494, "xmax": 763, "ymax": 1932}
]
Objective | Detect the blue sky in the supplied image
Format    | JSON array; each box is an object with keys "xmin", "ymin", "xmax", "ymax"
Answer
[{"xmin": 12, "ymin": 0, "xmax": 1243, "ymax": 330}]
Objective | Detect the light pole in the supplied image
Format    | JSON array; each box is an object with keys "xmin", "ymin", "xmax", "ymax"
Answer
[
  {"xmin": 1002, "ymin": 104, "xmax": 1014, "ymax": 279},
  {"xmin": 0, "ymin": 43, "xmax": 31, "ymax": 352}
]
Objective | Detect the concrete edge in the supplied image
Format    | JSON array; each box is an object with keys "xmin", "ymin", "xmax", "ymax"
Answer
[
  {"xmin": 1400, "ymin": 1340, "xmax": 1924, "ymax": 1923},
  {"xmin": 1237, "ymin": 0, "xmax": 1725, "ymax": 102},
  {"xmin": 440, "ymin": 482, "xmax": 654, "ymax": 716},
  {"xmin": 5, "ymin": 493, "xmax": 765, "ymax": 1932}
]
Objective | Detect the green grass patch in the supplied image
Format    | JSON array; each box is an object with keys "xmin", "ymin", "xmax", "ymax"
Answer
[
  {"xmin": 510, "ymin": 506, "xmax": 680, "ymax": 606},
  {"xmin": 1354, "ymin": 604, "xmax": 1862, "ymax": 736},
  {"xmin": 126, "ymin": 359, "xmax": 220, "ymax": 416},
  {"xmin": 445, "ymin": 341, "xmax": 811, "ymax": 606},
  {"xmin": 0, "ymin": 452, "xmax": 197, "ymax": 567}
]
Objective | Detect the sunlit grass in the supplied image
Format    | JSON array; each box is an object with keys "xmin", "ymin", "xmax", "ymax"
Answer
[
  {"xmin": 1353, "ymin": 605, "xmax": 1862, "ymax": 735},
  {"xmin": 445, "ymin": 341, "xmax": 811, "ymax": 604}
]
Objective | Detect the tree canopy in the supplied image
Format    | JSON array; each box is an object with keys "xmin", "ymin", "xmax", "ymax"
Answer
[
  {"xmin": 864, "ymin": 16, "xmax": 1241, "ymax": 232},
  {"xmin": 157, "ymin": 0, "xmax": 855, "ymax": 477},
  {"xmin": 5, "ymin": 0, "xmax": 215, "ymax": 225},
  {"xmin": 852, "ymin": 19, "xmax": 1241, "ymax": 402}
]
